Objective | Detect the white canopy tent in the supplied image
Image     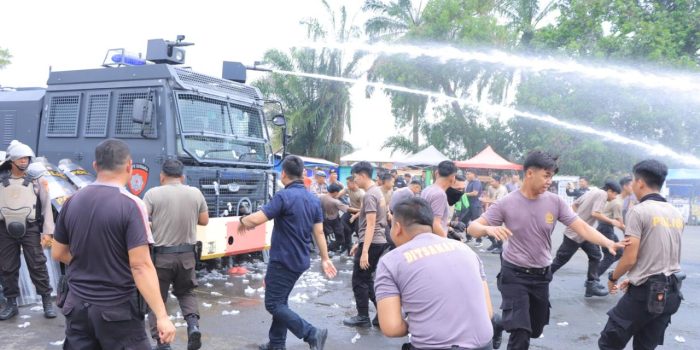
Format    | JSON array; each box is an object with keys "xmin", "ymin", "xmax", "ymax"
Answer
[{"xmin": 394, "ymin": 146, "xmax": 450, "ymax": 168}]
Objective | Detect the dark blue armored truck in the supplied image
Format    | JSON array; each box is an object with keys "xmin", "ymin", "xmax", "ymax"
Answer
[{"xmin": 0, "ymin": 38, "xmax": 281, "ymax": 259}]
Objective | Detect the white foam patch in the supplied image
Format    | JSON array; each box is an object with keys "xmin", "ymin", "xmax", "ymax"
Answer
[
  {"xmin": 351, "ymin": 333, "xmax": 361, "ymax": 344},
  {"xmin": 18, "ymin": 322, "xmax": 31, "ymax": 328},
  {"xmin": 49, "ymin": 339, "xmax": 65, "ymax": 346},
  {"xmin": 222, "ymin": 310, "xmax": 240, "ymax": 316}
]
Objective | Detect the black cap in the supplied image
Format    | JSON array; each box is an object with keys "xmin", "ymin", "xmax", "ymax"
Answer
[{"xmin": 602, "ymin": 181, "xmax": 621, "ymax": 194}]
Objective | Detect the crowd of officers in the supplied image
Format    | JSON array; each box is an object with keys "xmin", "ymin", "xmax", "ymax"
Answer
[{"xmin": 0, "ymin": 138, "xmax": 686, "ymax": 350}]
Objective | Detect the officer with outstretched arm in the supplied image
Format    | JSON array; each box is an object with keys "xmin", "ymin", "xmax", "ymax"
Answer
[
  {"xmin": 467, "ymin": 151, "xmax": 626, "ymax": 350},
  {"xmin": 598, "ymin": 159, "xmax": 685, "ymax": 350}
]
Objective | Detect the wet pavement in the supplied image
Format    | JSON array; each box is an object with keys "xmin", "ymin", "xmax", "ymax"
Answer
[{"xmin": 1, "ymin": 225, "xmax": 698, "ymax": 349}]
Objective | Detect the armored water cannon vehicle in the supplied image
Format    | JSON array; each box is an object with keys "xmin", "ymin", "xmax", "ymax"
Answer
[{"xmin": 0, "ymin": 36, "xmax": 285, "ymax": 260}]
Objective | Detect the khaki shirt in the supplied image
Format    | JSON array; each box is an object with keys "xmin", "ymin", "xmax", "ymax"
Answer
[
  {"xmin": 347, "ymin": 188, "xmax": 365, "ymax": 209},
  {"xmin": 625, "ymin": 199, "xmax": 682, "ymax": 285},
  {"xmin": 319, "ymin": 194, "xmax": 348, "ymax": 220},
  {"xmin": 603, "ymin": 197, "xmax": 623, "ymax": 221},
  {"xmin": 564, "ymin": 188, "xmax": 607, "ymax": 243},
  {"xmin": 143, "ymin": 183, "xmax": 208, "ymax": 247}
]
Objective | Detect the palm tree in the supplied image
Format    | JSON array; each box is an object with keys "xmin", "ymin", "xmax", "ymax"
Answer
[
  {"xmin": 363, "ymin": 0, "xmax": 426, "ymax": 41},
  {"xmin": 254, "ymin": 0, "xmax": 363, "ymax": 163},
  {"xmin": 495, "ymin": 0, "xmax": 558, "ymax": 46},
  {"xmin": 363, "ymin": 0, "xmax": 429, "ymax": 149}
]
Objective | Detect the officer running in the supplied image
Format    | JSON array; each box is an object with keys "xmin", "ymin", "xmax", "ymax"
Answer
[
  {"xmin": 51, "ymin": 139, "xmax": 176, "ymax": 349},
  {"xmin": 344, "ymin": 161, "xmax": 390, "ymax": 328},
  {"xmin": 551, "ymin": 181, "xmax": 622, "ymax": 297},
  {"xmin": 468, "ymin": 151, "xmax": 625, "ymax": 350},
  {"xmin": 143, "ymin": 159, "xmax": 209, "ymax": 350},
  {"xmin": 599, "ymin": 159, "xmax": 685, "ymax": 350},
  {"xmin": 0, "ymin": 140, "xmax": 56, "ymax": 320},
  {"xmin": 238, "ymin": 155, "xmax": 336, "ymax": 350}
]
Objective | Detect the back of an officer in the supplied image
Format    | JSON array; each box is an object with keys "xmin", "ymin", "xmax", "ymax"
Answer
[
  {"xmin": 375, "ymin": 197, "xmax": 493, "ymax": 350},
  {"xmin": 599, "ymin": 159, "xmax": 684, "ymax": 350},
  {"xmin": 51, "ymin": 139, "xmax": 175, "ymax": 349},
  {"xmin": 143, "ymin": 159, "xmax": 208, "ymax": 350}
]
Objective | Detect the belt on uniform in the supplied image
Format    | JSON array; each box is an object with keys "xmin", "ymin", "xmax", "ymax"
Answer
[
  {"xmin": 635, "ymin": 272, "xmax": 686, "ymax": 292},
  {"xmin": 502, "ymin": 259, "xmax": 549, "ymax": 276},
  {"xmin": 153, "ymin": 244, "xmax": 195, "ymax": 254},
  {"xmin": 402, "ymin": 343, "xmax": 491, "ymax": 350}
]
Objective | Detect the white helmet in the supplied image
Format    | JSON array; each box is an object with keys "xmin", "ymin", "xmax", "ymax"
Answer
[{"xmin": 6, "ymin": 140, "xmax": 35, "ymax": 161}]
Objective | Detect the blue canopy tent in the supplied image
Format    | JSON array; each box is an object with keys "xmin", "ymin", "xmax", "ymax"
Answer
[{"xmin": 273, "ymin": 154, "xmax": 338, "ymax": 177}]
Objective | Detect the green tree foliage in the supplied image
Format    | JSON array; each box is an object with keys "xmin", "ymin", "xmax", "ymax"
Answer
[
  {"xmin": 0, "ymin": 47, "xmax": 11, "ymax": 69},
  {"xmin": 513, "ymin": 0, "xmax": 700, "ymax": 181},
  {"xmin": 254, "ymin": 1, "xmax": 363, "ymax": 163},
  {"xmin": 361, "ymin": 0, "xmax": 700, "ymax": 183}
]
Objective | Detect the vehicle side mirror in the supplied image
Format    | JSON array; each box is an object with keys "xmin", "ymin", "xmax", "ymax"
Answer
[
  {"xmin": 272, "ymin": 114, "xmax": 286, "ymax": 127},
  {"xmin": 132, "ymin": 99, "xmax": 154, "ymax": 124}
]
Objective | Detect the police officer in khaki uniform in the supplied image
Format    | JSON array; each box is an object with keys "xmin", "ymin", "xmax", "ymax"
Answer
[
  {"xmin": 599, "ymin": 159, "xmax": 684, "ymax": 349},
  {"xmin": 0, "ymin": 140, "xmax": 56, "ymax": 320},
  {"xmin": 143, "ymin": 159, "xmax": 209, "ymax": 350}
]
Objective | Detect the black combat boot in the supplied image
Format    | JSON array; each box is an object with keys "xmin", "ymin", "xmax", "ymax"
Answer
[
  {"xmin": 0, "ymin": 297, "xmax": 18, "ymax": 320},
  {"xmin": 42, "ymin": 294, "xmax": 57, "ymax": 319},
  {"xmin": 185, "ymin": 314, "xmax": 202, "ymax": 350},
  {"xmin": 585, "ymin": 281, "xmax": 609, "ymax": 297},
  {"xmin": 492, "ymin": 313, "xmax": 504, "ymax": 349},
  {"xmin": 342, "ymin": 315, "xmax": 372, "ymax": 327},
  {"xmin": 153, "ymin": 339, "xmax": 172, "ymax": 350}
]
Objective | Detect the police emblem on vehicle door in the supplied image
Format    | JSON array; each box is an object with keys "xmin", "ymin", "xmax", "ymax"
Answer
[{"xmin": 128, "ymin": 163, "xmax": 149, "ymax": 196}]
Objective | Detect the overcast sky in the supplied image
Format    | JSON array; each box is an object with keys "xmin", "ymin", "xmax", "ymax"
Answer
[{"xmin": 0, "ymin": 0, "xmax": 396, "ymax": 153}]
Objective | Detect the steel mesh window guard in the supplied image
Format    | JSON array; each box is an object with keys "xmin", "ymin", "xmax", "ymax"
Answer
[{"xmin": 47, "ymin": 95, "xmax": 81, "ymax": 137}]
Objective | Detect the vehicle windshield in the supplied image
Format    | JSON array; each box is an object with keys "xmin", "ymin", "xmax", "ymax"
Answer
[{"xmin": 176, "ymin": 93, "xmax": 270, "ymax": 163}]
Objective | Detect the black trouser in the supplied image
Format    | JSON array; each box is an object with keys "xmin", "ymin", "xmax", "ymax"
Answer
[
  {"xmin": 62, "ymin": 292, "xmax": 150, "ymax": 349},
  {"xmin": 323, "ymin": 217, "xmax": 343, "ymax": 251},
  {"xmin": 551, "ymin": 235, "xmax": 601, "ymax": 282},
  {"xmin": 0, "ymin": 222, "xmax": 52, "ymax": 298},
  {"xmin": 402, "ymin": 342, "xmax": 492, "ymax": 350},
  {"xmin": 352, "ymin": 242, "xmax": 389, "ymax": 316},
  {"xmin": 149, "ymin": 251, "xmax": 199, "ymax": 339},
  {"xmin": 264, "ymin": 262, "xmax": 317, "ymax": 347},
  {"xmin": 341, "ymin": 212, "xmax": 358, "ymax": 254},
  {"xmin": 385, "ymin": 222, "xmax": 395, "ymax": 249},
  {"xmin": 497, "ymin": 261, "xmax": 552, "ymax": 350},
  {"xmin": 599, "ymin": 274, "xmax": 683, "ymax": 350},
  {"xmin": 597, "ymin": 223, "xmax": 622, "ymax": 276}
]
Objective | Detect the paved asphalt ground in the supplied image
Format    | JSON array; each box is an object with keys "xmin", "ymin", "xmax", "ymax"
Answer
[{"xmin": 1, "ymin": 225, "xmax": 697, "ymax": 350}]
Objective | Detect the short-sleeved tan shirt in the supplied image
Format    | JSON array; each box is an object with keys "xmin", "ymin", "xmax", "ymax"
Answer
[{"xmin": 143, "ymin": 183, "xmax": 208, "ymax": 247}]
